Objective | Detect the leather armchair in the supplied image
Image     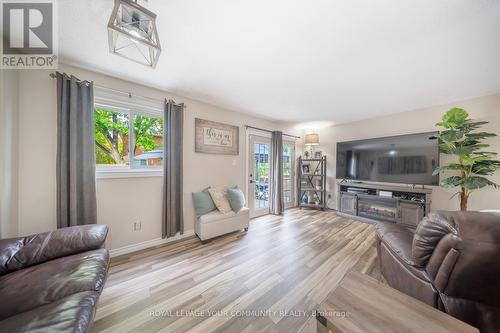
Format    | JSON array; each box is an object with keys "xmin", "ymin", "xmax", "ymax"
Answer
[
  {"xmin": 0, "ymin": 224, "xmax": 109, "ymax": 333},
  {"xmin": 376, "ymin": 211, "xmax": 500, "ymax": 333}
]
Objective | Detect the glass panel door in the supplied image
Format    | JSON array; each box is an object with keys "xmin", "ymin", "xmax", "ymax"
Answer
[
  {"xmin": 283, "ymin": 142, "xmax": 296, "ymax": 208},
  {"xmin": 248, "ymin": 135, "xmax": 271, "ymax": 218},
  {"xmin": 254, "ymin": 142, "xmax": 270, "ymax": 210}
]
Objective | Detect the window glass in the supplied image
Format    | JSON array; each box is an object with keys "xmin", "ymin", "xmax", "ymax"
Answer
[
  {"xmin": 283, "ymin": 146, "xmax": 292, "ymax": 203},
  {"xmin": 94, "ymin": 108, "xmax": 130, "ymax": 168},
  {"xmin": 94, "ymin": 107, "xmax": 164, "ymax": 170},
  {"xmin": 254, "ymin": 143, "xmax": 270, "ymax": 209},
  {"xmin": 132, "ymin": 115, "xmax": 164, "ymax": 167}
]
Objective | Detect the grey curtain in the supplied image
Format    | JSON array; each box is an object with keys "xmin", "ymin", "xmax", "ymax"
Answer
[
  {"xmin": 270, "ymin": 131, "xmax": 284, "ymax": 215},
  {"xmin": 56, "ymin": 72, "xmax": 97, "ymax": 228},
  {"xmin": 163, "ymin": 100, "xmax": 184, "ymax": 238}
]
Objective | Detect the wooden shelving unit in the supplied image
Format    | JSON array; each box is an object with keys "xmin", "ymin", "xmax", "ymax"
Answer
[{"xmin": 298, "ymin": 156, "xmax": 327, "ymax": 210}]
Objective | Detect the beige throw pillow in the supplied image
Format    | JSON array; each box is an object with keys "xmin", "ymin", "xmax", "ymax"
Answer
[{"xmin": 208, "ymin": 186, "xmax": 233, "ymax": 214}]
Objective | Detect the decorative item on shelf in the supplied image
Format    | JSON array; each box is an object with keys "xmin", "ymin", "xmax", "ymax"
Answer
[
  {"xmin": 304, "ymin": 150, "xmax": 310, "ymax": 159},
  {"xmin": 315, "ymin": 179, "xmax": 322, "ymax": 190},
  {"xmin": 308, "ymin": 193, "xmax": 314, "ymax": 204},
  {"xmin": 433, "ymin": 108, "xmax": 500, "ymax": 211},
  {"xmin": 314, "ymin": 151, "xmax": 322, "ymax": 159},
  {"xmin": 107, "ymin": 0, "xmax": 162, "ymax": 68},
  {"xmin": 313, "ymin": 193, "xmax": 321, "ymax": 205},
  {"xmin": 326, "ymin": 194, "xmax": 335, "ymax": 209},
  {"xmin": 302, "ymin": 194, "xmax": 309, "ymax": 204},
  {"xmin": 305, "ymin": 132, "xmax": 319, "ymax": 156},
  {"xmin": 195, "ymin": 118, "xmax": 239, "ymax": 155},
  {"xmin": 302, "ymin": 164, "xmax": 310, "ymax": 174}
]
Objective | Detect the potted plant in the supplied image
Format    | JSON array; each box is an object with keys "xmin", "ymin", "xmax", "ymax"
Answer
[{"xmin": 433, "ymin": 108, "xmax": 500, "ymax": 210}]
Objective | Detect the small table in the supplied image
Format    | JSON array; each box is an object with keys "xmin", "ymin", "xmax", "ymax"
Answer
[{"xmin": 316, "ymin": 271, "xmax": 479, "ymax": 333}]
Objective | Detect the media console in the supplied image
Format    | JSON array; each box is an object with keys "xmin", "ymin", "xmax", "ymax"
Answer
[{"xmin": 336, "ymin": 181, "xmax": 432, "ymax": 229}]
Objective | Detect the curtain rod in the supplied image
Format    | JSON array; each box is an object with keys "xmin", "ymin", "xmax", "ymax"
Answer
[
  {"xmin": 245, "ymin": 125, "xmax": 300, "ymax": 139},
  {"xmin": 49, "ymin": 72, "xmax": 183, "ymax": 107}
]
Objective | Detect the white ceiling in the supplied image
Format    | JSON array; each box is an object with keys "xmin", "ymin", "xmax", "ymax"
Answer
[{"xmin": 59, "ymin": 0, "xmax": 500, "ymax": 124}]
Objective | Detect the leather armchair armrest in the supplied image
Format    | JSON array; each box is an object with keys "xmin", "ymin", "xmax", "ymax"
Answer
[
  {"xmin": 0, "ymin": 224, "xmax": 108, "ymax": 275},
  {"xmin": 424, "ymin": 233, "xmax": 461, "ymax": 282}
]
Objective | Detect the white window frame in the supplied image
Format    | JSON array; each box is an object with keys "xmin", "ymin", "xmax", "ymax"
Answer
[{"xmin": 94, "ymin": 95, "xmax": 164, "ymax": 179}]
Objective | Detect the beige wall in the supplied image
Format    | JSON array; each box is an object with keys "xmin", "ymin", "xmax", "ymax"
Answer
[
  {"xmin": 14, "ymin": 64, "xmax": 500, "ymax": 249},
  {"xmin": 0, "ymin": 70, "xmax": 19, "ymax": 238},
  {"xmin": 17, "ymin": 64, "xmax": 282, "ymax": 250},
  {"xmin": 295, "ymin": 93, "xmax": 500, "ymax": 211}
]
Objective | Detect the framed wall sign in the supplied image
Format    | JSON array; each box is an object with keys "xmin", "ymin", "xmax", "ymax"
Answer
[{"xmin": 195, "ymin": 118, "xmax": 239, "ymax": 155}]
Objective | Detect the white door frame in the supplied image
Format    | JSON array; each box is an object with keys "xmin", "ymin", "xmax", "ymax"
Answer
[{"xmin": 245, "ymin": 132, "xmax": 298, "ymax": 217}]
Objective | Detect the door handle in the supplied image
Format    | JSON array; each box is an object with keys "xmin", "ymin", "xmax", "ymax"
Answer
[{"xmin": 249, "ymin": 180, "xmax": 255, "ymax": 184}]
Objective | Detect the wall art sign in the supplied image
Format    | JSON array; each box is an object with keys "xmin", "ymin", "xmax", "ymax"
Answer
[{"xmin": 195, "ymin": 118, "xmax": 239, "ymax": 155}]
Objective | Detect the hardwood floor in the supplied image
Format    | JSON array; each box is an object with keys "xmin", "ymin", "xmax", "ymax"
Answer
[{"xmin": 93, "ymin": 209, "xmax": 381, "ymax": 333}]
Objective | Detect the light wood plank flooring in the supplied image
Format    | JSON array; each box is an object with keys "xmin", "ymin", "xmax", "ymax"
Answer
[{"xmin": 93, "ymin": 209, "xmax": 381, "ymax": 333}]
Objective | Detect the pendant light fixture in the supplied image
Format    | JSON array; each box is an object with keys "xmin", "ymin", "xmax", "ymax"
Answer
[{"xmin": 107, "ymin": 0, "xmax": 161, "ymax": 68}]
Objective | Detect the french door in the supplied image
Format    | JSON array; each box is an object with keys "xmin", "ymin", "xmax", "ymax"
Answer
[
  {"xmin": 283, "ymin": 141, "xmax": 296, "ymax": 209},
  {"xmin": 248, "ymin": 135, "xmax": 271, "ymax": 218},
  {"xmin": 248, "ymin": 135, "xmax": 296, "ymax": 218}
]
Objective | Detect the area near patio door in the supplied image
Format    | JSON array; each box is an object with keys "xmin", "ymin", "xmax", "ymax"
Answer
[
  {"xmin": 283, "ymin": 142, "xmax": 295, "ymax": 209},
  {"xmin": 248, "ymin": 135, "xmax": 295, "ymax": 218}
]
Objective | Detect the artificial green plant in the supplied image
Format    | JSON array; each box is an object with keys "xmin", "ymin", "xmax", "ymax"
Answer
[{"xmin": 433, "ymin": 108, "xmax": 500, "ymax": 210}]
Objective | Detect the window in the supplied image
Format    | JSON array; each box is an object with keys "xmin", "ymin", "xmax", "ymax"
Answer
[{"xmin": 94, "ymin": 104, "xmax": 164, "ymax": 172}]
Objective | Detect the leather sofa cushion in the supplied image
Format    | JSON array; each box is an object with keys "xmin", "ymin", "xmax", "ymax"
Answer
[
  {"xmin": 378, "ymin": 241, "xmax": 437, "ymax": 306},
  {"xmin": 0, "ymin": 291, "xmax": 99, "ymax": 333},
  {"xmin": 0, "ymin": 224, "xmax": 108, "ymax": 275},
  {"xmin": 0, "ymin": 249, "xmax": 109, "ymax": 320},
  {"xmin": 375, "ymin": 222, "xmax": 415, "ymax": 266},
  {"xmin": 376, "ymin": 222, "xmax": 433, "ymax": 289}
]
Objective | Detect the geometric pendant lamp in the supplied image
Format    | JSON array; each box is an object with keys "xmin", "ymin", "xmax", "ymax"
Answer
[{"xmin": 107, "ymin": 0, "xmax": 161, "ymax": 68}]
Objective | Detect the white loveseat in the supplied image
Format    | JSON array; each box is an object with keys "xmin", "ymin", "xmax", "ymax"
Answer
[{"xmin": 195, "ymin": 207, "xmax": 249, "ymax": 242}]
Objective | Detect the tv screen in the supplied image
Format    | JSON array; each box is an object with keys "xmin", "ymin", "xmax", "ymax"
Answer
[{"xmin": 336, "ymin": 132, "xmax": 439, "ymax": 185}]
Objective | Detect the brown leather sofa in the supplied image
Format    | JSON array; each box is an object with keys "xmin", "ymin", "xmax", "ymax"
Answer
[
  {"xmin": 376, "ymin": 211, "xmax": 500, "ymax": 333},
  {"xmin": 0, "ymin": 224, "xmax": 109, "ymax": 333}
]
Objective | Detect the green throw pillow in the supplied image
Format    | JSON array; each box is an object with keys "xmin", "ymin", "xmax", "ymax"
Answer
[
  {"xmin": 227, "ymin": 187, "xmax": 246, "ymax": 213},
  {"xmin": 192, "ymin": 187, "xmax": 216, "ymax": 216}
]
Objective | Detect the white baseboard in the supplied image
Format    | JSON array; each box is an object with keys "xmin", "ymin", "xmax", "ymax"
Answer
[{"xmin": 109, "ymin": 229, "xmax": 196, "ymax": 257}]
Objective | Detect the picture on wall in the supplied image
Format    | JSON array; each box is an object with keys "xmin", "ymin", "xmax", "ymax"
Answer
[
  {"xmin": 302, "ymin": 164, "xmax": 310, "ymax": 174},
  {"xmin": 195, "ymin": 118, "xmax": 239, "ymax": 155}
]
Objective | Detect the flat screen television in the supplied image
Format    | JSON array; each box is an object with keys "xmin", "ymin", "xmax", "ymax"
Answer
[{"xmin": 336, "ymin": 132, "xmax": 439, "ymax": 185}]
